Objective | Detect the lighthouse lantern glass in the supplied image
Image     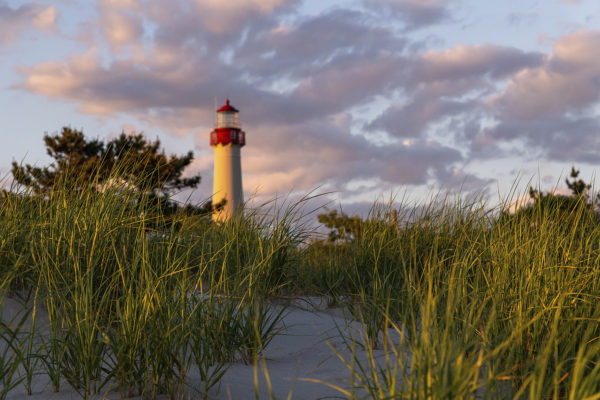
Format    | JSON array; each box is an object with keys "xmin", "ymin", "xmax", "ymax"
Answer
[{"xmin": 217, "ymin": 111, "xmax": 239, "ymax": 128}]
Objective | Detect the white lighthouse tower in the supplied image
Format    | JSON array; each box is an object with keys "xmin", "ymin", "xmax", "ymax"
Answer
[{"xmin": 210, "ymin": 99, "xmax": 246, "ymax": 222}]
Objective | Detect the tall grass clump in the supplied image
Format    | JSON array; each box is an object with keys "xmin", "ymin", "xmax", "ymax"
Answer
[
  {"xmin": 10, "ymin": 155, "xmax": 600, "ymax": 399},
  {"xmin": 303, "ymin": 187, "xmax": 600, "ymax": 398},
  {"xmin": 0, "ymin": 159, "xmax": 307, "ymax": 399},
  {"xmin": 0, "ymin": 308, "xmax": 27, "ymax": 400}
]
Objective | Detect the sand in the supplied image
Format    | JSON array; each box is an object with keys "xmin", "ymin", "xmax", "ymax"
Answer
[{"xmin": 2, "ymin": 295, "xmax": 384, "ymax": 400}]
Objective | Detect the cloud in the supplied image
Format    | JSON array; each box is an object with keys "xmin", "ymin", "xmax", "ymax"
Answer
[
  {"xmin": 20, "ymin": 7, "xmax": 409, "ymax": 127},
  {"xmin": 0, "ymin": 2, "xmax": 57, "ymax": 45},
  {"xmin": 365, "ymin": 32, "xmax": 600, "ymax": 169},
  {"xmin": 416, "ymin": 44, "xmax": 544, "ymax": 82},
  {"xmin": 239, "ymin": 120, "xmax": 463, "ymax": 197},
  {"xmin": 489, "ymin": 30, "xmax": 600, "ymax": 120},
  {"xmin": 433, "ymin": 166, "xmax": 494, "ymax": 195},
  {"xmin": 32, "ymin": 5, "xmax": 57, "ymax": 31},
  {"xmin": 20, "ymin": 2, "xmax": 556, "ymax": 203},
  {"xmin": 368, "ymin": 95, "xmax": 476, "ymax": 138},
  {"xmin": 486, "ymin": 116, "xmax": 600, "ymax": 163},
  {"xmin": 19, "ymin": 45, "xmax": 241, "ymax": 123},
  {"xmin": 367, "ymin": 44, "xmax": 544, "ymax": 140},
  {"xmin": 234, "ymin": 9, "xmax": 406, "ymax": 82},
  {"xmin": 98, "ymin": 0, "xmax": 144, "ymax": 53},
  {"xmin": 465, "ymin": 30, "xmax": 600, "ymax": 175},
  {"xmin": 144, "ymin": 0, "xmax": 296, "ymax": 42},
  {"xmin": 193, "ymin": 0, "xmax": 292, "ymax": 34},
  {"xmin": 364, "ymin": 0, "xmax": 452, "ymax": 30},
  {"xmin": 291, "ymin": 55, "xmax": 405, "ymax": 117}
]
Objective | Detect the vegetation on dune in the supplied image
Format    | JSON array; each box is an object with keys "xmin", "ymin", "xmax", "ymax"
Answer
[
  {"xmin": 1, "ymin": 159, "xmax": 306, "ymax": 399},
  {"xmin": 11, "ymin": 126, "xmax": 201, "ymax": 195},
  {"xmin": 297, "ymin": 166, "xmax": 600, "ymax": 398},
  {"xmin": 4, "ymin": 139, "xmax": 600, "ymax": 399},
  {"xmin": 8, "ymin": 127, "xmax": 224, "ymax": 218}
]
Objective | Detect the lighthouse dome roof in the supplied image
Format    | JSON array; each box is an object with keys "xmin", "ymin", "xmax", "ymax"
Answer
[{"xmin": 217, "ymin": 99, "xmax": 238, "ymax": 113}]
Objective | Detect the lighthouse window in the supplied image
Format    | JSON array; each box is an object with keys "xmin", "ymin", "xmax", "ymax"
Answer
[{"xmin": 217, "ymin": 112, "xmax": 239, "ymax": 128}]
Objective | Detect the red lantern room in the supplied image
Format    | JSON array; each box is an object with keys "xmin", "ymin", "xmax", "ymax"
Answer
[{"xmin": 210, "ymin": 99, "xmax": 246, "ymax": 147}]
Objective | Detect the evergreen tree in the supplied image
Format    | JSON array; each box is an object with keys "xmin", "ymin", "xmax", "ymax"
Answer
[
  {"xmin": 527, "ymin": 166, "xmax": 599, "ymax": 211},
  {"xmin": 317, "ymin": 209, "xmax": 363, "ymax": 243},
  {"xmin": 11, "ymin": 127, "xmax": 208, "ymax": 217},
  {"xmin": 11, "ymin": 127, "xmax": 200, "ymax": 196},
  {"xmin": 499, "ymin": 165, "xmax": 600, "ymax": 228}
]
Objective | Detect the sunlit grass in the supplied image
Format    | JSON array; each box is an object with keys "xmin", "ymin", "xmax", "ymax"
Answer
[
  {"xmin": 0, "ymin": 162, "xmax": 307, "ymax": 399},
  {"xmin": 3, "ymin": 162, "xmax": 600, "ymax": 398},
  {"xmin": 300, "ymin": 189, "xmax": 600, "ymax": 399}
]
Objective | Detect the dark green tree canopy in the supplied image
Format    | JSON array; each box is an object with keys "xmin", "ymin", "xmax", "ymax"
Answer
[
  {"xmin": 498, "ymin": 166, "xmax": 600, "ymax": 228},
  {"xmin": 565, "ymin": 166, "xmax": 592, "ymax": 198},
  {"xmin": 527, "ymin": 166, "xmax": 599, "ymax": 211},
  {"xmin": 317, "ymin": 209, "xmax": 364, "ymax": 243},
  {"xmin": 11, "ymin": 127, "xmax": 201, "ymax": 196}
]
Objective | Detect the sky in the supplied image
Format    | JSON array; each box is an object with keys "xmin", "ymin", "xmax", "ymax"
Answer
[{"xmin": 1, "ymin": 0, "xmax": 600, "ymax": 216}]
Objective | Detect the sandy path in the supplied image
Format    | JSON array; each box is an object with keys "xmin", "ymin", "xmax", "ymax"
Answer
[{"xmin": 3, "ymin": 296, "xmax": 377, "ymax": 400}]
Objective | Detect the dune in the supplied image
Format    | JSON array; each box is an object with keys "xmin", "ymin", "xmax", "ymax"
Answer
[{"xmin": 3, "ymin": 295, "xmax": 385, "ymax": 400}]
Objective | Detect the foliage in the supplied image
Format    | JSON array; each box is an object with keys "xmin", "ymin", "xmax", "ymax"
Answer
[
  {"xmin": 529, "ymin": 165, "xmax": 599, "ymax": 209},
  {"xmin": 7, "ymin": 163, "xmax": 600, "ymax": 398},
  {"xmin": 317, "ymin": 209, "xmax": 364, "ymax": 243},
  {"xmin": 496, "ymin": 166, "xmax": 600, "ymax": 231},
  {"xmin": 10, "ymin": 127, "xmax": 204, "ymax": 216},
  {"xmin": 304, "ymin": 188, "xmax": 600, "ymax": 398},
  {"xmin": 0, "ymin": 166, "xmax": 306, "ymax": 398}
]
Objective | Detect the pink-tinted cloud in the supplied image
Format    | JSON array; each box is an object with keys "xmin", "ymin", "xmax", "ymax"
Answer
[
  {"xmin": 17, "ymin": 1, "xmax": 600, "ymax": 203},
  {"xmin": 490, "ymin": 30, "xmax": 600, "ymax": 120},
  {"xmin": 0, "ymin": 2, "xmax": 57, "ymax": 45},
  {"xmin": 417, "ymin": 44, "xmax": 544, "ymax": 82},
  {"xmin": 192, "ymin": 0, "xmax": 293, "ymax": 34},
  {"xmin": 368, "ymin": 43, "xmax": 544, "ymax": 141},
  {"xmin": 98, "ymin": 0, "xmax": 144, "ymax": 53},
  {"xmin": 364, "ymin": 0, "xmax": 452, "ymax": 30}
]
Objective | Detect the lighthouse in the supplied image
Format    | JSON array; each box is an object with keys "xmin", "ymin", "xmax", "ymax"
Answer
[{"xmin": 210, "ymin": 99, "xmax": 246, "ymax": 222}]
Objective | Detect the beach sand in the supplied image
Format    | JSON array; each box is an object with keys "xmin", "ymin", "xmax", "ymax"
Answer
[{"xmin": 3, "ymin": 296, "xmax": 382, "ymax": 400}]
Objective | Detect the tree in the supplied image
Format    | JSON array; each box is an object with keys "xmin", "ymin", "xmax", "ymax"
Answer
[
  {"xmin": 565, "ymin": 166, "xmax": 596, "ymax": 202},
  {"xmin": 499, "ymin": 166, "xmax": 600, "ymax": 228},
  {"xmin": 317, "ymin": 209, "xmax": 364, "ymax": 243},
  {"xmin": 527, "ymin": 166, "xmax": 599, "ymax": 211},
  {"xmin": 11, "ymin": 127, "xmax": 205, "ymax": 215},
  {"xmin": 12, "ymin": 127, "xmax": 200, "ymax": 195}
]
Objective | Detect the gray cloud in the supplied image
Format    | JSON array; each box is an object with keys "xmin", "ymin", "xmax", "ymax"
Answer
[
  {"xmin": 474, "ymin": 30, "xmax": 600, "ymax": 166},
  {"xmin": 368, "ymin": 95, "xmax": 477, "ymax": 138},
  {"xmin": 366, "ymin": 44, "xmax": 544, "ymax": 142},
  {"xmin": 363, "ymin": 0, "xmax": 452, "ymax": 30},
  {"xmin": 433, "ymin": 166, "xmax": 495, "ymax": 194},
  {"xmin": 486, "ymin": 116, "xmax": 600, "ymax": 163},
  {"xmin": 234, "ymin": 9, "xmax": 406, "ymax": 79},
  {"xmin": 490, "ymin": 31, "xmax": 600, "ymax": 120},
  {"xmin": 238, "ymin": 118, "xmax": 464, "ymax": 196},
  {"xmin": 20, "ymin": 1, "xmax": 600, "ymax": 205},
  {"xmin": 0, "ymin": 1, "xmax": 56, "ymax": 46},
  {"xmin": 414, "ymin": 44, "xmax": 545, "ymax": 83}
]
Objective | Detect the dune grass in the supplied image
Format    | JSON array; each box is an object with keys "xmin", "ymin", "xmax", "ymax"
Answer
[
  {"xmin": 0, "ymin": 163, "xmax": 308, "ymax": 399},
  {"xmin": 2, "ymin": 162, "xmax": 600, "ymax": 398},
  {"xmin": 298, "ymin": 191, "xmax": 600, "ymax": 399}
]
